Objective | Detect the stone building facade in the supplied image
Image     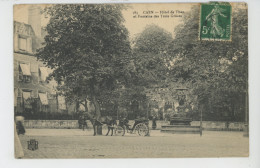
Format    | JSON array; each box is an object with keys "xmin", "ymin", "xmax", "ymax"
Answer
[{"xmin": 14, "ymin": 5, "xmax": 76, "ymax": 119}]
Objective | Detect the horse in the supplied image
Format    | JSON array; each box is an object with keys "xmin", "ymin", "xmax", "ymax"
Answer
[{"xmin": 85, "ymin": 112, "xmax": 117, "ymax": 136}]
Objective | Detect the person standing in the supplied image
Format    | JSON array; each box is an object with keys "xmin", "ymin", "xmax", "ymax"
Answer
[
  {"xmin": 15, "ymin": 115, "xmax": 25, "ymax": 135},
  {"xmin": 14, "ymin": 122, "xmax": 24, "ymax": 158},
  {"xmin": 152, "ymin": 115, "xmax": 157, "ymax": 130}
]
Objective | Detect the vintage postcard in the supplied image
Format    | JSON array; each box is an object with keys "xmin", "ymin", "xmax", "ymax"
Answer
[{"xmin": 14, "ymin": 2, "xmax": 248, "ymax": 158}]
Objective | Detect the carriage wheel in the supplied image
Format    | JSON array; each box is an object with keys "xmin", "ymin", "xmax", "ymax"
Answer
[
  {"xmin": 135, "ymin": 123, "xmax": 149, "ymax": 136},
  {"xmin": 102, "ymin": 124, "xmax": 109, "ymax": 135},
  {"xmin": 115, "ymin": 125, "xmax": 125, "ymax": 136}
]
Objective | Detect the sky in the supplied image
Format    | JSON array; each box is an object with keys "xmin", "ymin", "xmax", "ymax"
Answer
[
  {"xmin": 122, "ymin": 3, "xmax": 193, "ymax": 38},
  {"xmin": 13, "ymin": 4, "xmax": 193, "ymax": 39},
  {"xmin": 13, "ymin": 3, "xmax": 246, "ymax": 39}
]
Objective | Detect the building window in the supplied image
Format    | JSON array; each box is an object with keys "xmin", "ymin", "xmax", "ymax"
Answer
[
  {"xmin": 17, "ymin": 88, "xmax": 22, "ymax": 97},
  {"xmin": 58, "ymin": 96, "xmax": 67, "ymax": 110},
  {"xmin": 39, "ymin": 92, "xmax": 49, "ymax": 105},
  {"xmin": 39, "ymin": 67, "xmax": 49, "ymax": 82},
  {"xmin": 19, "ymin": 63, "xmax": 31, "ymax": 83},
  {"xmin": 24, "ymin": 76, "xmax": 31, "ymax": 83},
  {"xmin": 18, "ymin": 70, "xmax": 23, "ymax": 82},
  {"xmin": 23, "ymin": 91, "xmax": 32, "ymax": 109},
  {"xmin": 18, "ymin": 37, "xmax": 27, "ymax": 51},
  {"xmin": 39, "ymin": 92, "xmax": 49, "ymax": 112}
]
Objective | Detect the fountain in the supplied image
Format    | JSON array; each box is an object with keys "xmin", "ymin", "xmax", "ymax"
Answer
[{"xmin": 161, "ymin": 88, "xmax": 202, "ymax": 134}]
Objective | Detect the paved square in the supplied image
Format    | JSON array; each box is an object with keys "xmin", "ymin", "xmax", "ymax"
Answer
[{"xmin": 17, "ymin": 129, "xmax": 249, "ymax": 158}]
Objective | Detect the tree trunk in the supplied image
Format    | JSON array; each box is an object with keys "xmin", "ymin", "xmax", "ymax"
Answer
[
  {"xmin": 76, "ymin": 101, "xmax": 80, "ymax": 111},
  {"xmin": 84, "ymin": 99, "xmax": 88, "ymax": 112},
  {"xmin": 93, "ymin": 95, "xmax": 102, "ymax": 135},
  {"xmin": 93, "ymin": 95, "xmax": 101, "ymax": 117}
]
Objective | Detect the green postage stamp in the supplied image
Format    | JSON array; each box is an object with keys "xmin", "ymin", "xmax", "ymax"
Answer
[{"xmin": 200, "ymin": 2, "xmax": 232, "ymax": 41}]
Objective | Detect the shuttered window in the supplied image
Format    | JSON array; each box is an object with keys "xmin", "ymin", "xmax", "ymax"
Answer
[
  {"xmin": 18, "ymin": 38, "xmax": 27, "ymax": 51},
  {"xmin": 58, "ymin": 96, "xmax": 66, "ymax": 110},
  {"xmin": 39, "ymin": 93, "xmax": 48, "ymax": 105}
]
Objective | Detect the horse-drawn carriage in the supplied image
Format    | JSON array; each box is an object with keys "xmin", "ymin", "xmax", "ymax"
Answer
[
  {"xmin": 114, "ymin": 117, "xmax": 150, "ymax": 136},
  {"xmin": 78, "ymin": 112, "xmax": 150, "ymax": 136}
]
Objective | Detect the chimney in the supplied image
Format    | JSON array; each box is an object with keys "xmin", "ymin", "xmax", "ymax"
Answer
[{"xmin": 28, "ymin": 5, "xmax": 41, "ymax": 37}]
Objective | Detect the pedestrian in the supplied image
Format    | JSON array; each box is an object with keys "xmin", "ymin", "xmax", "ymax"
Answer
[
  {"xmin": 14, "ymin": 122, "xmax": 24, "ymax": 158},
  {"xmin": 15, "ymin": 115, "xmax": 25, "ymax": 135},
  {"xmin": 152, "ymin": 115, "xmax": 157, "ymax": 130},
  {"xmin": 78, "ymin": 113, "xmax": 88, "ymax": 130}
]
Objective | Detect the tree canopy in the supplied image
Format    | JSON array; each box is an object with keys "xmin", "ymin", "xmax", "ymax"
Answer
[
  {"xmin": 119, "ymin": 24, "xmax": 174, "ymax": 118},
  {"xmin": 37, "ymin": 4, "xmax": 132, "ymax": 117},
  {"xmin": 133, "ymin": 24, "xmax": 173, "ymax": 54},
  {"xmin": 36, "ymin": 4, "xmax": 248, "ymax": 121},
  {"xmin": 131, "ymin": 24, "xmax": 173, "ymax": 86},
  {"xmin": 168, "ymin": 5, "xmax": 248, "ymax": 121}
]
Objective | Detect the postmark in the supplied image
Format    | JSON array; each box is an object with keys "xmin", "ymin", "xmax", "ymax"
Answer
[{"xmin": 199, "ymin": 2, "xmax": 232, "ymax": 41}]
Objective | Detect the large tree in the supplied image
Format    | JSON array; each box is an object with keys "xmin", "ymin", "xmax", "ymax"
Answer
[
  {"xmin": 168, "ymin": 4, "xmax": 248, "ymax": 121},
  {"xmin": 131, "ymin": 24, "xmax": 173, "ymax": 87},
  {"xmin": 37, "ymin": 4, "xmax": 131, "ymax": 118},
  {"xmin": 122, "ymin": 24, "xmax": 174, "ymax": 118},
  {"xmin": 133, "ymin": 24, "xmax": 173, "ymax": 54}
]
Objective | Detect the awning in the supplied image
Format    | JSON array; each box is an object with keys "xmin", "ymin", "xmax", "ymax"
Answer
[
  {"xmin": 23, "ymin": 91, "xmax": 31, "ymax": 100},
  {"xmin": 79, "ymin": 104, "xmax": 85, "ymax": 111},
  {"xmin": 39, "ymin": 93, "xmax": 48, "ymax": 105},
  {"xmin": 20, "ymin": 64, "xmax": 31, "ymax": 76},
  {"xmin": 39, "ymin": 67, "xmax": 48, "ymax": 81},
  {"xmin": 18, "ymin": 37, "xmax": 27, "ymax": 51},
  {"xmin": 58, "ymin": 96, "xmax": 66, "ymax": 110},
  {"xmin": 23, "ymin": 91, "xmax": 32, "ymax": 108}
]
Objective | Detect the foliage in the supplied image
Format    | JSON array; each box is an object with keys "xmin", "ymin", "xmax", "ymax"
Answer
[
  {"xmin": 131, "ymin": 25, "xmax": 174, "ymax": 86},
  {"xmin": 121, "ymin": 25, "xmax": 174, "ymax": 117},
  {"xmin": 168, "ymin": 5, "xmax": 248, "ymax": 121},
  {"xmin": 37, "ymin": 4, "xmax": 132, "ymax": 117},
  {"xmin": 36, "ymin": 4, "xmax": 248, "ymax": 121},
  {"xmin": 98, "ymin": 24, "xmax": 175, "ymax": 118},
  {"xmin": 133, "ymin": 24, "xmax": 173, "ymax": 54}
]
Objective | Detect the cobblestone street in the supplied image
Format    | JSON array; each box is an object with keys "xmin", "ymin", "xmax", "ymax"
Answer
[{"xmin": 18, "ymin": 129, "xmax": 249, "ymax": 158}]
